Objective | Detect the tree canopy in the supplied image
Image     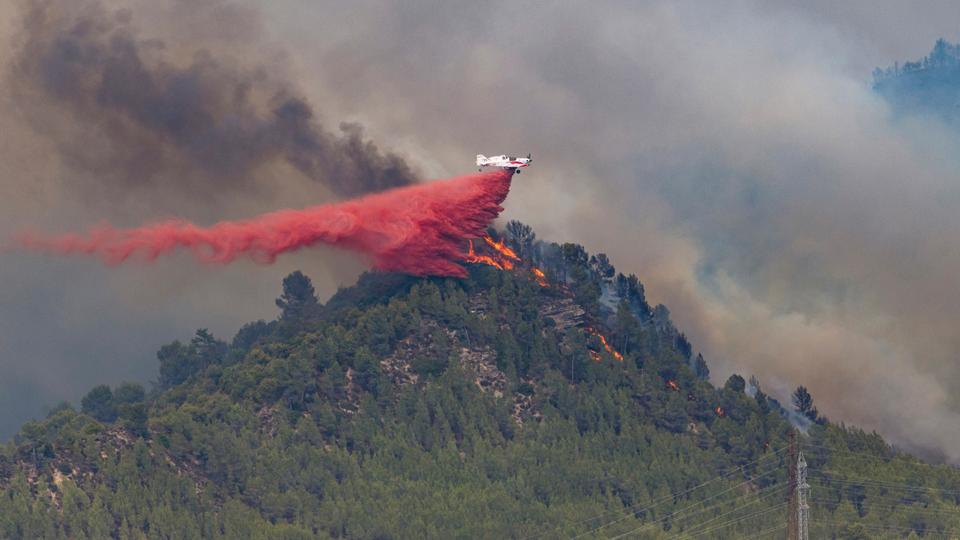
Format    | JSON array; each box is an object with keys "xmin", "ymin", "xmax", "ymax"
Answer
[{"xmin": 2, "ymin": 224, "xmax": 957, "ymax": 539}]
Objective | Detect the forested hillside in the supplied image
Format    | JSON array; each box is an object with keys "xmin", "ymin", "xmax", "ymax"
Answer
[
  {"xmin": 874, "ymin": 38, "xmax": 960, "ymax": 127},
  {"xmin": 2, "ymin": 223, "xmax": 959, "ymax": 539}
]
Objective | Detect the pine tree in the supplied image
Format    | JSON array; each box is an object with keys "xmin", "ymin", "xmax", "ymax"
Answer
[
  {"xmin": 80, "ymin": 385, "xmax": 116, "ymax": 423},
  {"xmin": 276, "ymin": 271, "xmax": 318, "ymax": 320},
  {"xmin": 792, "ymin": 385, "xmax": 820, "ymax": 422}
]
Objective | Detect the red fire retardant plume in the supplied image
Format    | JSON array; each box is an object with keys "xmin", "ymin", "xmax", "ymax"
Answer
[{"xmin": 18, "ymin": 170, "xmax": 514, "ymax": 278}]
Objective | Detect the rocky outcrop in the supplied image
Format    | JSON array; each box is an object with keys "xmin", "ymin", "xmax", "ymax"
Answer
[
  {"xmin": 458, "ymin": 346, "xmax": 506, "ymax": 398},
  {"xmin": 538, "ymin": 298, "xmax": 586, "ymax": 332},
  {"xmin": 511, "ymin": 380, "xmax": 543, "ymax": 427},
  {"xmin": 380, "ymin": 336, "xmax": 421, "ymax": 388}
]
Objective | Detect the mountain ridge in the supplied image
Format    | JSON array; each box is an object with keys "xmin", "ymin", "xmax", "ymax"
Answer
[{"xmin": 1, "ymin": 222, "xmax": 958, "ymax": 539}]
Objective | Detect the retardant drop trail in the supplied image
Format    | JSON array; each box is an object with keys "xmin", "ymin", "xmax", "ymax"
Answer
[{"xmin": 17, "ymin": 170, "xmax": 514, "ymax": 278}]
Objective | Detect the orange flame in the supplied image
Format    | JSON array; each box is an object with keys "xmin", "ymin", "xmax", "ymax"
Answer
[
  {"xmin": 465, "ymin": 236, "xmax": 626, "ymax": 365},
  {"xmin": 531, "ymin": 267, "xmax": 549, "ymax": 287},
  {"xmin": 466, "ymin": 239, "xmax": 506, "ymax": 270},
  {"xmin": 465, "ymin": 236, "xmax": 518, "ymax": 270},
  {"xmin": 464, "ymin": 235, "xmax": 551, "ymax": 289},
  {"xmin": 586, "ymin": 327, "xmax": 624, "ymax": 362},
  {"xmin": 464, "ymin": 235, "xmax": 626, "ymax": 366},
  {"xmin": 483, "ymin": 235, "xmax": 520, "ymax": 261},
  {"xmin": 715, "ymin": 406, "xmax": 726, "ymax": 417},
  {"xmin": 666, "ymin": 380, "xmax": 680, "ymax": 392},
  {"xmin": 596, "ymin": 333, "xmax": 624, "ymax": 362}
]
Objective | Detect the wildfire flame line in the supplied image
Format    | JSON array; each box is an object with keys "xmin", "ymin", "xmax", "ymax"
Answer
[
  {"xmin": 470, "ymin": 234, "xmax": 727, "ymax": 423},
  {"xmin": 531, "ymin": 267, "xmax": 549, "ymax": 287},
  {"xmin": 464, "ymin": 236, "xmax": 728, "ymax": 416},
  {"xmin": 466, "ymin": 239, "xmax": 509, "ymax": 270},
  {"xmin": 464, "ymin": 234, "xmax": 553, "ymax": 288},
  {"xmin": 482, "ymin": 235, "xmax": 519, "ymax": 261},
  {"xmin": 465, "ymin": 234, "xmax": 520, "ymax": 270},
  {"xmin": 464, "ymin": 235, "xmax": 624, "ymax": 363},
  {"xmin": 586, "ymin": 327, "xmax": 624, "ymax": 362}
]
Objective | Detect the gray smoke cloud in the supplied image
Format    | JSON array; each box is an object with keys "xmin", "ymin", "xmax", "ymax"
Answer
[
  {"xmin": 9, "ymin": 0, "xmax": 416, "ymax": 200},
  {"xmin": 0, "ymin": 0, "xmax": 393, "ymax": 440},
  {"xmin": 4, "ymin": 0, "xmax": 960, "ymax": 465},
  {"xmin": 261, "ymin": 0, "xmax": 960, "ymax": 461}
]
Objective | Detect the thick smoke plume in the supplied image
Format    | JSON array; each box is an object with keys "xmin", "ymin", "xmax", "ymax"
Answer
[
  {"xmin": 293, "ymin": 2, "xmax": 960, "ymax": 461},
  {"xmin": 18, "ymin": 171, "xmax": 514, "ymax": 277},
  {"xmin": 10, "ymin": 0, "xmax": 416, "ymax": 198}
]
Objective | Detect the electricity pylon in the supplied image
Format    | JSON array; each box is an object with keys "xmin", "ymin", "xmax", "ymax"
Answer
[{"xmin": 797, "ymin": 450, "xmax": 810, "ymax": 540}]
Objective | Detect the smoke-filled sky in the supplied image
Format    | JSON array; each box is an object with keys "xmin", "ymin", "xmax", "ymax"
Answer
[{"xmin": 3, "ymin": 0, "xmax": 960, "ymax": 462}]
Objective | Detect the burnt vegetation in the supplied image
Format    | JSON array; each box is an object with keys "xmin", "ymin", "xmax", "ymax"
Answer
[{"xmin": 1, "ymin": 222, "xmax": 958, "ymax": 538}]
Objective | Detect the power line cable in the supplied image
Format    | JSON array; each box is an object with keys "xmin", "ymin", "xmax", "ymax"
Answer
[
  {"xmin": 655, "ymin": 503, "xmax": 788, "ymax": 540},
  {"xmin": 545, "ymin": 446, "xmax": 788, "ymax": 540},
  {"xmin": 808, "ymin": 498, "xmax": 960, "ymax": 519},
  {"xmin": 800, "ymin": 442, "xmax": 956, "ymax": 477},
  {"xmin": 799, "ymin": 442, "xmax": 903, "ymax": 462},
  {"xmin": 808, "ymin": 490, "xmax": 960, "ymax": 507},
  {"xmin": 808, "ymin": 488, "xmax": 960, "ymax": 507},
  {"xmin": 574, "ymin": 466, "xmax": 783, "ymax": 539},
  {"xmin": 665, "ymin": 484, "xmax": 789, "ymax": 539},
  {"xmin": 807, "ymin": 470, "xmax": 960, "ymax": 497}
]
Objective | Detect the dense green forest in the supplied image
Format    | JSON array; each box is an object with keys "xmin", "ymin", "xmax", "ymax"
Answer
[{"xmin": 1, "ymin": 222, "xmax": 959, "ymax": 539}]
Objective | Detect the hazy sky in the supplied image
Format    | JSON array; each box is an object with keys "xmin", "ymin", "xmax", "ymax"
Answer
[{"xmin": 2, "ymin": 0, "xmax": 960, "ymax": 462}]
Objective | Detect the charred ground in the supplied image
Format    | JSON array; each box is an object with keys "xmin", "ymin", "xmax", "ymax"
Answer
[{"xmin": 1, "ymin": 223, "xmax": 959, "ymax": 539}]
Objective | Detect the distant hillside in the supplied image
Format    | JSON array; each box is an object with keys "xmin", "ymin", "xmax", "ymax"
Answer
[
  {"xmin": 1, "ymin": 222, "xmax": 959, "ymax": 539},
  {"xmin": 874, "ymin": 38, "xmax": 960, "ymax": 127}
]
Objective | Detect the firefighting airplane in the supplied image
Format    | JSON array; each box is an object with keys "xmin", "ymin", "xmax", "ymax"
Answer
[{"xmin": 477, "ymin": 153, "xmax": 532, "ymax": 174}]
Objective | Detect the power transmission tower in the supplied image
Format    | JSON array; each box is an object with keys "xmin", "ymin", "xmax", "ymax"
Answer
[
  {"xmin": 797, "ymin": 451, "xmax": 810, "ymax": 540},
  {"xmin": 787, "ymin": 431, "xmax": 798, "ymax": 540}
]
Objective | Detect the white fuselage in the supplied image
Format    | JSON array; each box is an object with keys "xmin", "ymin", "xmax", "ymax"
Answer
[{"xmin": 477, "ymin": 154, "xmax": 532, "ymax": 172}]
